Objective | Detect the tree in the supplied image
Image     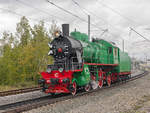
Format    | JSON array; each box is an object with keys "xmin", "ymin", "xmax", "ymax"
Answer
[
  {"xmin": 16, "ymin": 16, "xmax": 32, "ymax": 46},
  {"xmin": 0, "ymin": 17, "xmax": 59, "ymax": 87}
]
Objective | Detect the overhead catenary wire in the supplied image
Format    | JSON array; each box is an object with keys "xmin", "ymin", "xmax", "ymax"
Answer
[
  {"xmin": 46, "ymin": 0, "xmax": 105, "ymax": 31},
  {"xmin": 0, "ymin": 7, "xmax": 54, "ymax": 32},
  {"xmin": 130, "ymin": 27, "xmax": 150, "ymax": 42},
  {"xmin": 0, "ymin": 7, "xmax": 40, "ymax": 22},
  {"xmin": 71, "ymin": 0, "xmax": 149, "ymax": 55},
  {"xmin": 71, "ymin": 0, "xmax": 89, "ymax": 15},
  {"xmin": 46, "ymin": 0, "xmax": 87, "ymax": 22},
  {"xmin": 16, "ymin": 0, "xmax": 66, "ymax": 21},
  {"xmin": 132, "ymin": 40, "xmax": 150, "ymax": 45},
  {"xmin": 97, "ymin": 1, "xmax": 150, "ymax": 45},
  {"xmin": 2, "ymin": 0, "xmax": 147, "ymax": 47},
  {"xmin": 71, "ymin": 0, "xmax": 129, "ymax": 41},
  {"xmin": 71, "ymin": 0, "xmax": 106, "ymax": 24},
  {"xmin": 16, "ymin": 0, "xmax": 86, "ymax": 28},
  {"xmin": 73, "ymin": 0, "xmax": 143, "ymax": 48},
  {"xmin": 0, "ymin": 7, "xmax": 56, "ymax": 30},
  {"xmin": 71, "ymin": 0, "xmax": 128, "ymax": 35},
  {"xmin": 97, "ymin": 1, "xmax": 137, "ymax": 25},
  {"xmin": 97, "ymin": 1, "xmax": 150, "ymax": 44}
]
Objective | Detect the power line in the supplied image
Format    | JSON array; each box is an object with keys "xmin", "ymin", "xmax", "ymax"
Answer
[
  {"xmin": 71, "ymin": 0, "xmax": 127, "ymax": 34},
  {"xmin": 71, "ymin": 0, "xmax": 89, "ymax": 15},
  {"xmin": 72, "ymin": 0, "xmax": 137, "ymax": 46},
  {"xmin": 132, "ymin": 40, "xmax": 149, "ymax": 45},
  {"xmin": 46, "ymin": 0, "xmax": 105, "ymax": 31},
  {"xmin": 71, "ymin": 0, "xmax": 108, "ymax": 30},
  {"xmin": 0, "ymin": 7, "xmax": 40, "ymax": 22},
  {"xmin": 46, "ymin": 0, "xmax": 87, "ymax": 22},
  {"xmin": 97, "ymin": 1, "xmax": 136, "ymax": 25},
  {"xmin": 97, "ymin": 1, "xmax": 150, "ymax": 44},
  {"xmin": 16, "ymin": 0, "xmax": 66, "ymax": 21},
  {"xmin": 0, "ymin": 7, "xmax": 54, "ymax": 29},
  {"xmin": 71, "ymin": 0, "xmax": 110, "ymax": 26},
  {"xmin": 71, "ymin": 0, "xmax": 110, "ymax": 31},
  {"xmin": 16, "ymin": 0, "xmax": 83, "ymax": 27},
  {"xmin": 130, "ymin": 27, "xmax": 150, "ymax": 42},
  {"xmin": 72, "ymin": 0, "xmax": 106, "ymax": 24},
  {"xmin": 99, "ymin": 29, "xmax": 108, "ymax": 37}
]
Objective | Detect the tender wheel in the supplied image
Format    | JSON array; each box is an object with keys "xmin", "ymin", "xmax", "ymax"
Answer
[
  {"xmin": 84, "ymin": 84, "xmax": 91, "ymax": 92},
  {"xmin": 107, "ymin": 74, "xmax": 111, "ymax": 87},
  {"xmin": 98, "ymin": 70, "xmax": 103, "ymax": 88},
  {"xmin": 99, "ymin": 78, "xmax": 103, "ymax": 88},
  {"xmin": 71, "ymin": 82, "xmax": 77, "ymax": 96}
]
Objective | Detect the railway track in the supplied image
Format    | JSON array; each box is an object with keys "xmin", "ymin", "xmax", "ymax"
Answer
[
  {"xmin": 0, "ymin": 71, "xmax": 148, "ymax": 113},
  {"xmin": 0, "ymin": 87, "xmax": 41, "ymax": 97}
]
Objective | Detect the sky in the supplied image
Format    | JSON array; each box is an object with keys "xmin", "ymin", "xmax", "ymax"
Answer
[{"xmin": 0, "ymin": 0, "xmax": 150, "ymax": 60}]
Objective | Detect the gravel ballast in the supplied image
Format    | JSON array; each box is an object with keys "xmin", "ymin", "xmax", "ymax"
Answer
[
  {"xmin": 24, "ymin": 71, "xmax": 150, "ymax": 113},
  {"xmin": 0, "ymin": 91, "xmax": 49, "ymax": 106}
]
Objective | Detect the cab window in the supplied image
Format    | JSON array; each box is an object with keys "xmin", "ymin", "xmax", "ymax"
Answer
[{"xmin": 108, "ymin": 47, "xmax": 112, "ymax": 54}]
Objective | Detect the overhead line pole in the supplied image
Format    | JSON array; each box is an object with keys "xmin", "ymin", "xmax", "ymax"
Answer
[
  {"xmin": 88, "ymin": 15, "xmax": 90, "ymax": 41},
  {"xmin": 122, "ymin": 39, "xmax": 124, "ymax": 52}
]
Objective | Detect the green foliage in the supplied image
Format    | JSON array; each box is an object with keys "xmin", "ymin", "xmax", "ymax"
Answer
[{"xmin": 0, "ymin": 17, "xmax": 57, "ymax": 87}]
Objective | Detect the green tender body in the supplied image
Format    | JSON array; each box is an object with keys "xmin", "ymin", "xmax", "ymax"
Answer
[{"xmin": 117, "ymin": 51, "xmax": 131, "ymax": 72}]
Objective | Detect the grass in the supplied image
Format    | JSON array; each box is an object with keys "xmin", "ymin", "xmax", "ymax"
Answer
[
  {"xmin": 0, "ymin": 85, "xmax": 20, "ymax": 91},
  {"xmin": 0, "ymin": 81, "xmax": 37, "ymax": 91}
]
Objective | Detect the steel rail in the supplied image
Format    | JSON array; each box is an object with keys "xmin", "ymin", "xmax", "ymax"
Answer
[
  {"xmin": 0, "ymin": 71, "xmax": 148, "ymax": 113},
  {"xmin": 0, "ymin": 87, "xmax": 41, "ymax": 97}
]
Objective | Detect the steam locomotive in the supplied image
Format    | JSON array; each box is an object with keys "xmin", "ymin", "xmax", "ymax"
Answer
[{"xmin": 38, "ymin": 24, "xmax": 131, "ymax": 95}]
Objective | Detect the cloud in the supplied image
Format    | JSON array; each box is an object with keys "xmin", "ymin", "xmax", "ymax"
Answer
[{"xmin": 0, "ymin": 0, "xmax": 150, "ymax": 59}]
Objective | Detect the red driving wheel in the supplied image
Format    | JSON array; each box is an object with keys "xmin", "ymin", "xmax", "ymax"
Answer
[
  {"xmin": 71, "ymin": 82, "xmax": 77, "ymax": 96},
  {"xmin": 98, "ymin": 70, "xmax": 103, "ymax": 88},
  {"xmin": 107, "ymin": 74, "xmax": 111, "ymax": 87}
]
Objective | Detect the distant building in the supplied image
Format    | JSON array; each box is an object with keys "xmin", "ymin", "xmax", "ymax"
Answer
[{"xmin": 146, "ymin": 59, "xmax": 150, "ymax": 66}]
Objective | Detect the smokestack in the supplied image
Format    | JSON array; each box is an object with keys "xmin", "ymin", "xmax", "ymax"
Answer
[{"xmin": 62, "ymin": 24, "xmax": 69, "ymax": 36}]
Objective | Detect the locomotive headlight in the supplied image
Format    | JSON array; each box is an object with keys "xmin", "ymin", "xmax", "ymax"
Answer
[
  {"xmin": 46, "ymin": 68, "xmax": 51, "ymax": 73},
  {"xmin": 48, "ymin": 50, "xmax": 53, "ymax": 56},
  {"xmin": 54, "ymin": 31, "xmax": 61, "ymax": 38},
  {"xmin": 59, "ymin": 68, "xmax": 64, "ymax": 73},
  {"xmin": 46, "ymin": 79, "xmax": 50, "ymax": 83},
  {"xmin": 48, "ymin": 43, "xmax": 52, "ymax": 48}
]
